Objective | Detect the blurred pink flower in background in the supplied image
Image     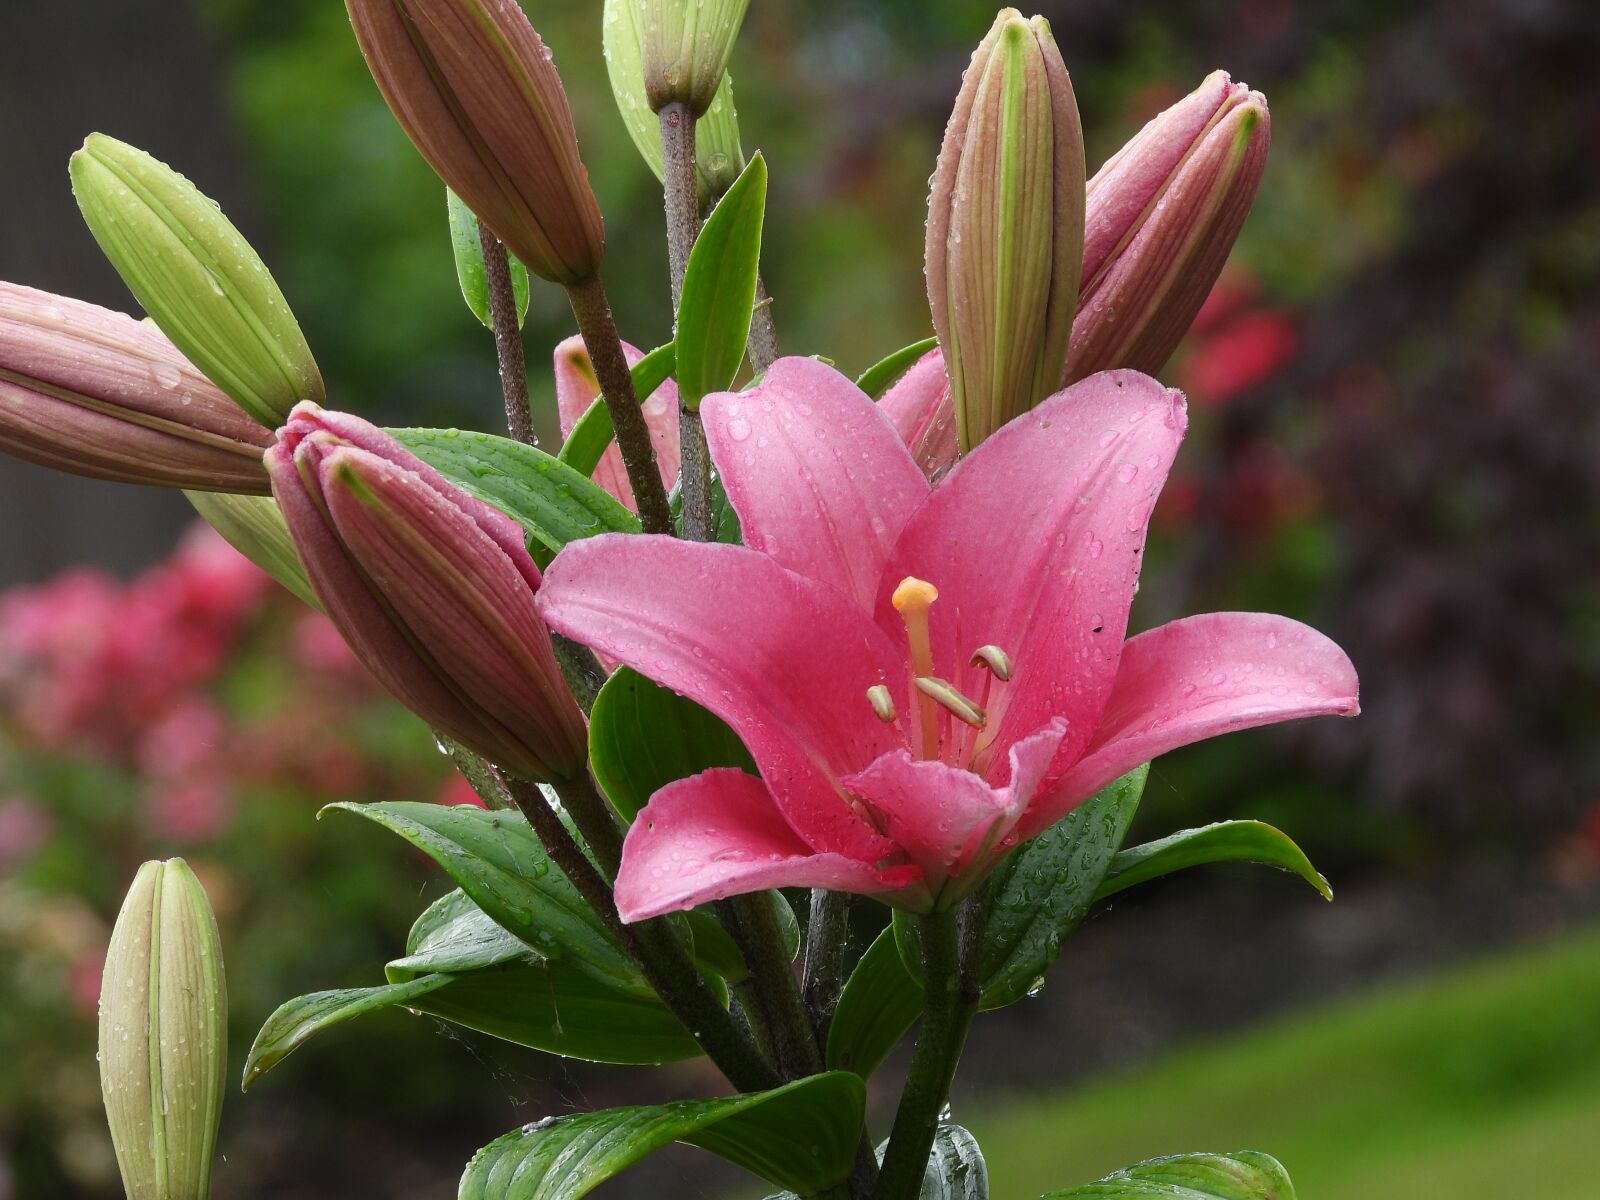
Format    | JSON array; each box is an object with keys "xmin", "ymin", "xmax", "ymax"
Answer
[{"xmin": 0, "ymin": 795, "xmax": 52, "ymax": 877}]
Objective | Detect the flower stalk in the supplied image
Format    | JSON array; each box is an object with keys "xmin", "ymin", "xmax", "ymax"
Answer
[
  {"xmin": 477, "ymin": 224, "xmax": 534, "ymax": 445},
  {"xmin": 871, "ymin": 908, "xmax": 977, "ymax": 1200},
  {"xmin": 564, "ymin": 276, "xmax": 675, "ymax": 535}
]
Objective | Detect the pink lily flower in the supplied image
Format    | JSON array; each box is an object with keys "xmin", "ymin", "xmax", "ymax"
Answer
[
  {"xmin": 537, "ymin": 358, "xmax": 1358, "ymax": 920},
  {"xmin": 553, "ymin": 334, "xmax": 680, "ymax": 512}
]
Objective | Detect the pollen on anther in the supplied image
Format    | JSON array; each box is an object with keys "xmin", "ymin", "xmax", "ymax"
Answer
[
  {"xmin": 866, "ymin": 684, "xmax": 897, "ymax": 724},
  {"xmin": 892, "ymin": 576, "xmax": 939, "ymax": 614}
]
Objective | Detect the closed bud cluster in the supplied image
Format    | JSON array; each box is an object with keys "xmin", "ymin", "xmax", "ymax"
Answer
[
  {"xmin": 1067, "ymin": 70, "xmax": 1270, "ymax": 381},
  {"xmin": 267, "ymin": 404, "xmax": 588, "ymax": 781},
  {"xmin": 603, "ymin": 0, "xmax": 746, "ymax": 204},
  {"xmin": 70, "ymin": 134, "xmax": 324, "ymax": 427},
  {"xmin": 627, "ymin": 0, "xmax": 750, "ymax": 117},
  {"xmin": 0, "ymin": 282, "xmax": 273, "ymax": 492},
  {"xmin": 346, "ymin": 0, "xmax": 605, "ymax": 286},
  {"xmin": 926, "ymin": 9, "xmax": 1085, "ymax": 452},
  {"xmin": 99, "ymin": 858, "xmax": 227, "ymax": 1200}
]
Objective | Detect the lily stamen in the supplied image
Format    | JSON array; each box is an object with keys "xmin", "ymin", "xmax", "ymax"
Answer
[
  {"xmin": 914, "ymin": 675, "xmax": 987, "ymax": 730},
  {"xmin": 866, "ymin": 684, "xmax": 898, "ymax": 725},
  {"xmin": 893, "ymin": 576, "xmax": 941, "ymax": 756}
]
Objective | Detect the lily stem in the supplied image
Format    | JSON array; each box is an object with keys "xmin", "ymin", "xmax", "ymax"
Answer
[
  {"xmin": 659, "ymin": 102, "xmax": 714, "ymax": 542},
  {"xmin": 550, "ymin": 632, "xmax": 607, "ymax": 714},
  {"xmin": 502, "ymin": 773, "xmax": 778, "ymax": 1094},
  {"xmin": 748, "ymin": 275, "xmax": 779, "ymax": 374},
  {"xmin": 735, "ymin": 893, "xmax": 823, "ymax": 1079},
  {"xmin": 803, "ymin": 889, "xmax": 851, "ymax": 1043},
  {"xmin": 477, "ymin": 225, "xmax": 534, "ymax": 446},
  {"xmin": 544, "ymin": 770, "xmax": 625, "ymax": 882},
  {"xmin": 565, "ymin": 274, "xmax": 674, "ymax": 536},
  {"xmin": 870, "ymin": 907, "xmax": 978, "ymax": 1200}
]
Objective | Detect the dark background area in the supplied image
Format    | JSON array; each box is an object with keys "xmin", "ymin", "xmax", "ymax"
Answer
[{"xmin": 1, "ymin": 1, "xmax": 1597, "ymax": 1196}]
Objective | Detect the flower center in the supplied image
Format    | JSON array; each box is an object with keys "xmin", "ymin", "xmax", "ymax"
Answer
[{"xmin": 877, "ymin": 576, "xmax": 1009, "ymax": 767}]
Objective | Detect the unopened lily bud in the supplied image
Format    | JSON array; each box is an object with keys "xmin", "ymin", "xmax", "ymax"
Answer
[
  {"xmin": 1067, "ymin": 71, "xmax": 1270, "ymax": 381},
  {"xmin": 603, "ymin": 0, "xmax": 746, "ymax": 204},
  {"xmin": 0, "ymin": 283, "xmax": 273, "ymax": 492},
  {"xmin": 267, "ymin": 403, "xmax": 587, "ymax": 780},
  {"xmin": 99, "ymin": 858, "xmax": 227, "ymax": 1200},
  {"xmin": 347, "ymin": 0, "xmax": 605, "ymax": 286},
  {"xmin": 627, "ymin": 0, "xmax": 750, "ymax": 116},
  {"xmin": 927, "ymin": 10, "xmax": 1085, "ymax": 452},
  {"xmin": 70, "ymin": 135, "xmax": 324, "ymax": 426}
]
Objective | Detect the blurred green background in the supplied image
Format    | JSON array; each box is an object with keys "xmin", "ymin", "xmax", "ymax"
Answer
[{"xmin": 1, "ymin": 0, "xmax": 1597, "ymax": 1196}]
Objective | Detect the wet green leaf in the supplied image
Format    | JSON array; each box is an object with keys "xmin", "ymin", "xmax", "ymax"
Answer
[
  {"xmin": 856, "ymin": 335, "xmax": 938, "ymax": 400},
  {"xmin": 675, "ymin": 154, "xmax": 766, "ymax": 409},
  {"xmin": 1095, "ymin": 820, "xmax": 1331, "ymax": 903},
  {"xmin": 1041, "ymin": 1150, "xmax": 1296, "ymax": 1199},
  {"xmin": 448, "ymin": 188, "xmax": 530, "ymax": 331}
]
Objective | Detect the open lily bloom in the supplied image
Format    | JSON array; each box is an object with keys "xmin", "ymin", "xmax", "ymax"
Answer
[{"xmin": 538, "ymin": 358, "xmax": 1358, "ymax": 920}]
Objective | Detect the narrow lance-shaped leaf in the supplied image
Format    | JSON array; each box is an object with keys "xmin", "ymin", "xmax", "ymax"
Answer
[
  {"xmin": 448, "ymin": 188, "xmax": 530, "ymax": 331},
  {"xmin": 390, "ymin": 426, "xmax": 639, "ymax": 564},
  {"xmin": 459, "ymin": 1071, "xmax": 865, "ymax": 1200},
  {"xmin": 855, "ymin": 335, "xmax": 939, "ymax": 400},
  {"xmin": 826, "ymin": 925, "xmax": 922, "ymax": 1080},
  {"xmin": 558, "ymin": 342, "xmax": 676, "ymax": 480},
  {"xmin": 1041, "ymin": 1150, "xmax": 1296, "ymax": 1199},
  {"xmin": 978, "ymin": 765, "xmax": 1148, "ymax": 1009},
  {"xmin": 185, "ymin": 490, "xmax": 320, "ymax": 610},
  {"xmin": 675, "ymin": 153, "xmax": 766, "ymax": 409},
  {"xmin": 1094, "ymin": 820, "xmax": 1331, "ymax": 903}
]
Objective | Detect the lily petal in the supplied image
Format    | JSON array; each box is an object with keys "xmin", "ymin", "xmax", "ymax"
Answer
[
  {"xmin": 553, "ymin": 334, "xmax": 680, "ymax": 511},
  {"xmin": 537, "ymin": 534, "xmax": 907, "ymax": 860},
  {"xmin": 842, "ymin": 719, "xmax": 1065, "ymax": 884},
  {"xmin": 881, "ymin": 369, "xmax": 1187, "ymax": 778},
  {"xmin": 615, "ymin": 769, "xmax": 924, "ymax": 922},
  {"xmin": 703, "ymin": 357, "xmax": 928, "ymax": 612},
  {"xmin": 1023, "ymin": 612, "xmax": 1359, "ymax": 836},
  {"xmin": 877, "ymin": 350, "xmax": 958, "ymax": 480}
]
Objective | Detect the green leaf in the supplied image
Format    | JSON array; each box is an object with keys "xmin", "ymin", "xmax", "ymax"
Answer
[
  {"xmin": 243, "ymin": 892, "xmax": 707, "ymax": 1087},
  {"xmin": 459, "ymin": 1072, "xmax": 866, "ymax": 1200},
  {"xmin": 589, "ymin": 666, "xmax": 757, "ymax": 822},
  {"xmin": 826, "ymin": 926, "xmax": 922, "ymax": 1080},
  {"xmin": 767, "ymin": 1124, "xmax": 987, "ymax": 1200},
  {"xmin": 856, "ymin": 335, "xmax": 939, "ymax": 400},
  {"xmin": 184, "ymin": 491, "xmax": 319, "ymax": 610},
  {"xmin": 1094, "ymin": 821, "xmax": 1331, "ymax": 904},
  {"xmin": 390, "ymin": 428, "xmax": 639, "ymax": 565},
  {"xmin": 1041, "ymin": 1151, "xmax": 1296, "ymax": 1199},
  {"xmin": 978, "ymin": 765, "xmax": 1149, "ymax": 1009},
  {"xmin": 448, "ymin": 188, "xmax": 529, "ymax": 331},
  {"xmin": 675, "ymin": 153, "xmax": 767, "ymax": 409},
  {"xmin": 322, "ymin": 802, "xmax": 645, "ymax": 996},
  {"xmin": 557, "ymin": 341, "xmax": 676, "ymax": 480},
  {"xmin": 242, "ymin": 975, "xmax": 451, "ymax": 1090}
]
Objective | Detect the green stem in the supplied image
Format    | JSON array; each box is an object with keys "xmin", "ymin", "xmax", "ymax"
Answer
[
  {"xmin": 748, "ymin": 275, "xmax": 780, "ymax": 373},
  {"xmin": 565, "ymin": 275, "xmax": 674, "ymax": 536},
  {"xmin": 736, "ymin": 893, "xmax": 822, "ymax": 1079},
  {"xmin": 659, "ymin": 101, "xmax": 715, "ymax": 542},
  {"xmin": 477, "ymin": 224, "xmax": 534, "ymax": 445},
  {"xmin": 871, "ymin": 908, "xmax": 976, "ymax": 1200},
  {"xmin": 501, "ymin": 773, "xmax": 777, "ymax": 1093},
  {"xmin": 803, "ymin": 889, "xmax": 851, "ymax": 1043},
  {"xmin": 543, "ymin": 771, "xmax": 625, "ymax": 882},
  {"xmin": 551, "ymin": 632, "xmax": 606, "ymax": 714}
]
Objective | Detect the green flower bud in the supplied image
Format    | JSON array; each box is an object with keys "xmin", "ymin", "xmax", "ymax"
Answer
[
  {"xmin": 70, "ymin": 134, "xmax": 324, "ymax": 427},
  {"xmin": 604, "ymin": 0, "xmax": 746, "ymax": 204},
  {"xmin": 926, "ymin": 10, "xmax": 1085, "ymax": 452},
  {"xmin": 627, "ymin": 0, "xmax": 750, "ymax": 116},
  {"xmin": 99, "ymin": 859, "xmax": 228, "ymax": 1200},
  {"xmin": 185, "ymin": 490, "xmax": 320, "ymax": 610}
]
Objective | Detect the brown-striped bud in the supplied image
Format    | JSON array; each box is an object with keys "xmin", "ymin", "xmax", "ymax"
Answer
[
  {"xmin": 627, "ymin": 0, "xmax": 750, "ymax": 116},
  {"xmin": 1067, "ymin": 71, "xmax": 1270, "ymax": 381},
  {"xmin": 926, "ymin": 10, "xmax": 1085, "ymax": 452},
  {"xmin": 346, "ymin": 0, "xmax": 605, "ymax": 285},
  {"xmin": 99, "ymin": 858, "xmax": 227, "ymax": 1200},
  {"xmin": 268, "ymin": 403, "xmax": 588, "ymax": 780},
  {"xmin": 0, "ymin": 282, "xmax": 272, "ymax": 492}
]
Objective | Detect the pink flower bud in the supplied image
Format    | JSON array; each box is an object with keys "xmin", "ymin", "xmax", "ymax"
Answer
[
  {"xmin": 0, "ymin": 283, "xmax": 272, "ymax": 493},
  {"xmin": 927, "ymin": 9, "xmax": 1085, "ymax": 452},
  {"xmin": 877, "ymin": 350, "xmax": 958, "ymax": 480},
  {"xmin": 346, "ymin": 0, "xmax": 605, "ymax": 286},
  {"xmin": 1067, "ymin": 71, "xmax": 1271, "ymax": 381},
  {"xmin": 267, "ymin": 404, "xmax": 587, "ymax": 781}
]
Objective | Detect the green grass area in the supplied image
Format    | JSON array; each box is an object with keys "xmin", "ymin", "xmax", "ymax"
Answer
[{"xmin": 965, "ymin": 924, "xmax": 1600, "ymax": 1199}]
